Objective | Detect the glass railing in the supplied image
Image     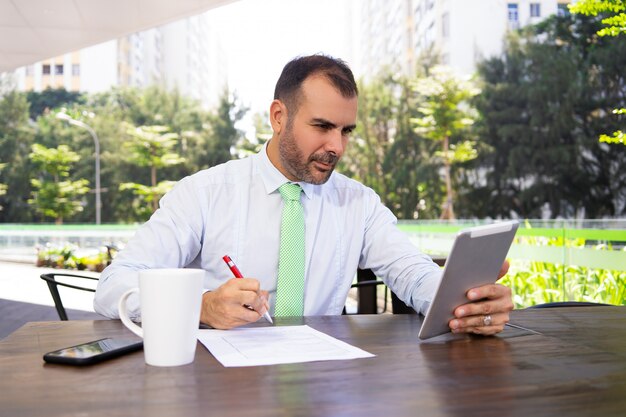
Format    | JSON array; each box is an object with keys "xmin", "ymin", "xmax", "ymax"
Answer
[
  {"xmin": 1, "ymin": 220, "xmax": 624, "ymax": 306},
  {"xmin": 397, "ymin": 219, "xmax": 626, "ymax": 271},
  {"xmin": 0, "ymin": 224, "xmax": 139, "ymax": 263},
  {"xmin": 397, "ymin": 219, "xmax": 626, "ymax": 307},
  {"xmin": 1, "ymin": 220, "xmax": 624, "ymax": 269}
]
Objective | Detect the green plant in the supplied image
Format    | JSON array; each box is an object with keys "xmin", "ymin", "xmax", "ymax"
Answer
[
  {"xmin": 499, "ymin": 236, "xmax": 626, "ymax": 308},
  {"xmin": 35, "ymin": 242, "xmax": 110, "ymax": 272},
  {"xmin": 28, "ymin": 144, "xmax": 90, "ymax": 224}
]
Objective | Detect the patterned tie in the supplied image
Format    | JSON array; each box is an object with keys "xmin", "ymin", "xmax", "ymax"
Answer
[{"xmin": 274, "ymin": 183, "xmax": 306, "ymax": 317}]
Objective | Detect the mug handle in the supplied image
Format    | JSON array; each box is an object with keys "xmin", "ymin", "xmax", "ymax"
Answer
[{"xmin": 118, "ymin": 288, "xmax": 143, "ymax": 338}]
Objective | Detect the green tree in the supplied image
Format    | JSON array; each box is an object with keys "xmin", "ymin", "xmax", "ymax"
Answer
[
  {"xmin": 570, "ymin": 0, "xmax": 626, "ymax": 145},
  {"xmin": 0, "ymin": 87, "xmax": 36, "ymax": 222},
  {"xmin": 89, "ymin": 86, "xmax": 242, "ymax": 220},
  {"xmin": 0, "ymin": 162, "xmax": 7, "ymax": 208},
  {"xmin": 469, "ymin": 14, "xmax": 626, "ymax": 218},
  {"xmin": 197, "ymin": 89, "xmax": 247, "ymax": 168},
  {"xmin": 340, "ymin": 71, "xmax": 442, "ymax": 219},
  {"xmin": 119, "ymin": 125, "xmax": 185, "ymax": 218},
  {"xmin": 66, "ymin": 86, "xmax": 212, "ymax": 222},
  {"xmin": 28, "ymin": 144, "xmax": 89, "ymax": 224},
  {"xmin": 0, "ymin": 83, "xmax": 246, "ymax": 223},
  {"xmin": 26, "ymin": 87, "xmax": 85, "ymax": 119},
  {"xmin": 569, "ymin": 0, "xmax": 626, "ymax": 36},
  {"xmin": 384, "ymin": 76, "xmax": 443, "ymax": 219},
  {"xmin": 237, "ymin": 111, "xmax": 272, "ymax": 157},
  {"xmin": 411, "ymin": 66, "xmax": 480, "ymax": 220},
  {"xmin": 343, "ymin": 72, "xmax": 397, "ymax": 207}
]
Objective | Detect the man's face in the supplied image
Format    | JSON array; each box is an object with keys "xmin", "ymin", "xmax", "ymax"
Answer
[{"xmin": 277, "ymin": 75, "xmax": 357, "ymax": 185}]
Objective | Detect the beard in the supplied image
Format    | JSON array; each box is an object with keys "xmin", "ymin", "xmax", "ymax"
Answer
[{"xmin": 278, "ymin": 123, "xmax": 339, "ymax": 185}]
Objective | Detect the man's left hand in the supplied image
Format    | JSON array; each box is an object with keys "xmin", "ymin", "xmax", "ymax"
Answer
[{"xmin": 448, "ymin": 260, "xmax": 514, "ymax": 336}]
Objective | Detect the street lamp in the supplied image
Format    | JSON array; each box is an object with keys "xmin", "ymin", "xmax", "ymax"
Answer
[{"xmin": 56, "ymin": 112, "xmax": 101, "ymax": 225}]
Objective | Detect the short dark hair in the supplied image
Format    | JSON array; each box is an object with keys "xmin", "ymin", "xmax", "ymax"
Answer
[{"xmin": 273, "ymin": 54, "xmax": 358, "ymax": 114}]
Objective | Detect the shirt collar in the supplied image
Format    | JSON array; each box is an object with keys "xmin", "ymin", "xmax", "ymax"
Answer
[{"xmin": 256, "ymin": 141, "xmax": 315, "ymax": 200}]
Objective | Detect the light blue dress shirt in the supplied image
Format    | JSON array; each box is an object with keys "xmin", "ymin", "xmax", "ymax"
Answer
[{"xmin": 94, "ymin": 144, "xmax": 442, "ymax": 320}]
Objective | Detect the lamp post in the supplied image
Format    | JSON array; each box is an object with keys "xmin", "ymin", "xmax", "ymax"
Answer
[{"xmin": 56, "ymin": 112, "xmax": 101, "ymax": 225}]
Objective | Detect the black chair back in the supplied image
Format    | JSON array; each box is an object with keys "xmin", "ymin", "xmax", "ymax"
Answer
[{"xmin": 40, "ymin": 273, "xmax": 99, "ymax": 320}]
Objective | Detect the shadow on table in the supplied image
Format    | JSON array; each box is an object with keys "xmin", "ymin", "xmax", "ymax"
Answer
[{"xmin": 0, "ymin": 298, "xmax": 106, "ymax": 340}]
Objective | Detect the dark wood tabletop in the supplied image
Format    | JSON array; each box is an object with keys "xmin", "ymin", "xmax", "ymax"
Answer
[{"xmin": 1, "ymin": 307, "xmax": 625, "ymax": 417}]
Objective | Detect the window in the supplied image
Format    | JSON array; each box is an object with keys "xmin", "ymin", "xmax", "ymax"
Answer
[
  {"xmin": 442, "ymin": 12, "xmax": 450, "ymax": 38},
  {"xmin": 25, "ymin": 65, "xmax": 35, "ymax": 76},
  {"xmin": 530, "ymin": 3, "xmax": 541, "ymax": 17},
  {"xmin": 557, "ymin": 4, "xmax": 569, "ymax": 17},
  {"xmin": 508, "ymin": 3, "xmax": 519, "ymax": 29},
  {"xmin": 42, "ymin": 64, "xmax": 51, "ymax": 75},
  {"xmin": 72, "ymin": 64, "xmax": 80, "ymax": 76},
  {"xmin": 54, "ymin": 64, "xmax": 63, "ymax": 75}
]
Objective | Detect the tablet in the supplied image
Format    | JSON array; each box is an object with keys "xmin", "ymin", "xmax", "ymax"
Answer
[{"xmin": 418, "ymin": 221, "xmax": 519, "ymax": 340}]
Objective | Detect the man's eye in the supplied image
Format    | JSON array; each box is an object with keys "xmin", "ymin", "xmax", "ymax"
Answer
[
  {"xmin": 316, "ymin": 124, "xmax": 333, "ymax": 130},
  {"xmin": 342, "ymin": 128, "xmax": 354, "ymax": 136}
]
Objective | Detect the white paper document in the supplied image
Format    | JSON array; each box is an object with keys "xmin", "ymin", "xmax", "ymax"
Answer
[{"xmin": 197, "ymin": 325, "xmax": 375, "ymax": 367}]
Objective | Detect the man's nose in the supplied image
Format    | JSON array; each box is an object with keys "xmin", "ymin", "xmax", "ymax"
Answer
[{"xmin": 325, "ymin": 129, "xmax": 345, "ymax": 156}]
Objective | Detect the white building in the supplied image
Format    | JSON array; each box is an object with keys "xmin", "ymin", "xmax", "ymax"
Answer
[
  {"xmin": 11, "ymin": 12, "xmax": 227, "ymax": 109},
  {"xmin": 359, "ymin": 0, "xmax": 414, "ymax": 78},
  {"xmin": 359, "ymin": 0, "xmax": 572, "ymax": 78}
]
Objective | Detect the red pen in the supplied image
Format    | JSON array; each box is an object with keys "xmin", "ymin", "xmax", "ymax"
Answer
[
  {"xmin": 222, "ymin": 255, "xmax": 273, "ymax": 324},
  {"xmin": 223, "ymin": 255, "xmax": 243, "ymax": 278}
]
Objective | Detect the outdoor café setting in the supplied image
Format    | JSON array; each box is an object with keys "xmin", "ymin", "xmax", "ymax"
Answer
[{"xmin": 0, "ymin": 0, "xmax": 625, "ymax": 416}]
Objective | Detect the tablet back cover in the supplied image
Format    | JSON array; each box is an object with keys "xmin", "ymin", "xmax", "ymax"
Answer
[{"xmin": 418, "ymin": 221, "xmax": 519, "ymax": 339}]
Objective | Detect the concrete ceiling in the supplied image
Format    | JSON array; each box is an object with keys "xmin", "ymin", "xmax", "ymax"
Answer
[{"xmin": 0, "ymin": 0, "xmax": 238, "ymax": 73}]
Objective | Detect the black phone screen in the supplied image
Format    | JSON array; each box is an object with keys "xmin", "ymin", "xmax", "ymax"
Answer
[{"xmin": 43, "ymin": 337, "xmax": 143, "ymax": 365}]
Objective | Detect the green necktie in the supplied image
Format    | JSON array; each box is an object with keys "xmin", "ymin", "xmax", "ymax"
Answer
[{"xmin": 274, "ymin": 183, "xmax": 306, "ymax": 317}]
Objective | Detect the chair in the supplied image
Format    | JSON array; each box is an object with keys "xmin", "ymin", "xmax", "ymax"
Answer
[
  {"xmin": 349, "ymin": 268, "xmax": 414, "ymax": 314},
  {"xmin": 527, "ymin": 301, "xmax": 613, "ymax": 308},
  {"xmin": 40, "ymin": 273, "xmax": 99, "ymax": 320},
  {"xmin": 350, "ymin": 257, "xmax": 446, "ymax": 315}
]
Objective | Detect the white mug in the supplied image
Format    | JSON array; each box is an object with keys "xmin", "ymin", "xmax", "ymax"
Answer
[{"xmin": 118, "ymin": 268, "xmax": 204, "ymax": 367}]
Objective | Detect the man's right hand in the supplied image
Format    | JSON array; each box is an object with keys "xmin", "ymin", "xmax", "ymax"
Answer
[{"xmin": 200, "ymin": 278, "xmax": 269, "ymax": 329}]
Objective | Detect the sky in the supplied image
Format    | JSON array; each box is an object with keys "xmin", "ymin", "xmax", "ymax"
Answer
[{"xmin": 208, "ymin": 0, "xmax": 358, "ymax": 118}]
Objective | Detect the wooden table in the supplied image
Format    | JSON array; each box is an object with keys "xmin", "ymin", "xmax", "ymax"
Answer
[{"xmin": 1, "ymin": 307, "xmax": 625, "ymax": 417}]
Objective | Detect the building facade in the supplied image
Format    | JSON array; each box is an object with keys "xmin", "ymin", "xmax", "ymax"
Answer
[
  {"xmin": 359, "ymin": 0, "xmax": 572, "ymax": 79},
  {"xmin": 11, "ymin": 12, "xmax": 226, "ymax": 109}
]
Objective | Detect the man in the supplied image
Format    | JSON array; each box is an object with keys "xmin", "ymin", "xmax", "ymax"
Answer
[{"xmin": 94, "ymin": 54, "xmax": 513, "ymax": 334}]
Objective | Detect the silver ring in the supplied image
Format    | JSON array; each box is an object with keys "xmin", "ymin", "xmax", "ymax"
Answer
[{"xmin": 483, "ymin": 315, "xmax": 492, "ymax": 327}]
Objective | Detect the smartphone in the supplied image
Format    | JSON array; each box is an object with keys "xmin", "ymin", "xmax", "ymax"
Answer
[{"xmin": 43, "ymin": 337, "xmax": 143, "ymax": 366}]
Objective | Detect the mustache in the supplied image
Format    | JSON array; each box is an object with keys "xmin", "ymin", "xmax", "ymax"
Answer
[{"xmin": 309, "ymin": 152, "xmax": 339, "ymax": 165}]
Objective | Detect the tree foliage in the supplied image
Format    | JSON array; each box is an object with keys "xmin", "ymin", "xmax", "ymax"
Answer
[
  {"xmin": 465, "ymin": 14, "xmax": 626, "ymax": 218},
  {"xmin": 26, "ymin": 88, "xmax": 84, "ymax": 119},
  {"xmin": 119, "ymin": 125, "xmax": 185, "ymax": 216},
  {"xmin": 570, "ymin": 0, "xmax": 626, "ymax": 145},
  {"xmin": 201, "ymin": 89, "xmax": 248, "ymax": 168},
  {"xmin": 0, "ymin": 87, "xmax": 35, "ymax": 221},
  {"xmin": 0, "ymin": 162, "xmax": 7, "ymax": 206},
  {"xmin": 237, "ymin": 111, "xmax": 272, "ymax": 157},
  {"xmin": 569, "ymin": 0, "xmax": 626, "ymax": 37},
  {"xmin": 340, "ymin": 71, "xmax": 442, "ymax": 219},
  {"xmin": 28, "ymin": 144, "xmax": 89, "ymax": 224},
  {"xmin": 2, "ymin": 20, "xmax": 624, "ymax": 224},
  {"xmin": 0, "ymin": 85, "xmax": 246, "ymax": 223},
  {"xmin": 411, "ymin": 66, "xmax": 480, "ymax": 219}
]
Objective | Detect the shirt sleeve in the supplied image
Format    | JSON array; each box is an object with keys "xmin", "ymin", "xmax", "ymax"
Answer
[
  {"xmin": 358, "ymin": 190, "xmax": 442, "ymax": 315},
  {"xmin": 93, "ymin": 176, "xmax": 204, "ymax": 320}
]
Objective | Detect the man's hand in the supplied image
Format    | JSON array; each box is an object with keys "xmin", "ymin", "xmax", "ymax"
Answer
[
  {"xmin": 448, "ymin": 260, "xmax": 514, "ymax": 336},
  {"xmin": 200, "ymin": 278, "xmax": 269, "ymax": 329}
]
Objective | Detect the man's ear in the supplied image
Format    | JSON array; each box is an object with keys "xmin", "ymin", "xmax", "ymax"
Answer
[{"xmin": 269, "ymin": 99, "xmax": 286, "ymax": 134}]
